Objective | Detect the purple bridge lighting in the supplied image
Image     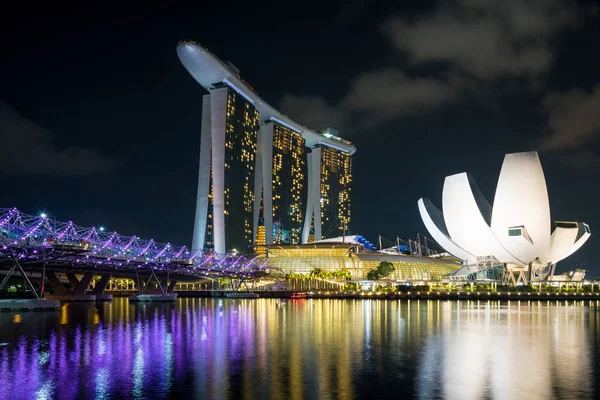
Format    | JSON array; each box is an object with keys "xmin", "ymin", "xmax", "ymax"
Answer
[{"xmin": 0, "ymin": 207, "xmax": 271, "ymax": 281}]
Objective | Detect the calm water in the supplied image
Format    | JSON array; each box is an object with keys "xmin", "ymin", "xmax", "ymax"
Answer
[{"xmin": 1, "ymin": 298, "xmax": 599, "ymax": 399}]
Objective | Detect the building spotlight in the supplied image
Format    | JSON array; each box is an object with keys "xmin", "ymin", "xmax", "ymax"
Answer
[
  {"xmin": 40, "ymin": 213, "xmax": 47, "ymax": 218},
  {"xmin": 99, "ymin": 226, "xmax": 105, "ymax": 232}
]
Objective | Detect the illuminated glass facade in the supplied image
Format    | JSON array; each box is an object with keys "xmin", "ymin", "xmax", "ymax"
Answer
[
  {"xmin": 319, "ymin": 146, "xmax": 352, "ymax": 238},
  {"xmin": 272, "ymin": 124, "xmax": 306, "ymax": 244},
  {"xmin": 204, "ymin": 87, "xmax": 259, "ymax": 252},
  {"xmin": 259, "ymin": 245, "xmax": 460, "ymax": 281}
]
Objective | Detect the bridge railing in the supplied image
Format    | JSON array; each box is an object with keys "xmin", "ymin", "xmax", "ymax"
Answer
[{"xmin": 0, "ymin": 208, "xmax": 270, "ymax": 278}]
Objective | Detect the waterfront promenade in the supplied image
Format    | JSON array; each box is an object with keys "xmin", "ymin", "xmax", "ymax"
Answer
[{"xmin": 174, "ymin": 289, "xmax": 600, "ymax": 301}]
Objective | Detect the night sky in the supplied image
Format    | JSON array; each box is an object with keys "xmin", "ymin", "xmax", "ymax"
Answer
[{"xmin": 1, "ymin": 1, "xmax": 599, "ymax": 274}]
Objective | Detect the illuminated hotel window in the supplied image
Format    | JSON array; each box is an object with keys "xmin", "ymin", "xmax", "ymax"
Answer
[
  {"xmin": 205, "ymin": 87, "xmax": 258, "ymax": 253},
  {"xmin": 264, "ymin": 123, "xmax": 306, "ymax": 245}
]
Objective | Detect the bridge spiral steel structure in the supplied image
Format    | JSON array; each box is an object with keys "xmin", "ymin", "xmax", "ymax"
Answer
[{"xmin": 0, "ymin": 208, "xmax": 270, "ymax": 279}]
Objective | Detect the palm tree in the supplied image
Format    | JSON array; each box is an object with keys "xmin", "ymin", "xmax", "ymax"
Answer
[
  {"xmin": 332, "ymin": 269, "xmax": 351, "ymax": 280},
  {"xmin": 286, "ymin": 272, "xmax": 308, "ymax": 290},
  {"xmin": 308, "ymin": 269, "xmax": 323, "ymax": 290}
]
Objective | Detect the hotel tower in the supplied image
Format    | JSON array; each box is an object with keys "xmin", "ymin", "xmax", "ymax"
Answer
[{"xmin": 177, "ymin": 40, "xmax": 356, "ymax": 254}]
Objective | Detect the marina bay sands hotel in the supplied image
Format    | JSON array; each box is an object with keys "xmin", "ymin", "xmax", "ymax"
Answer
[{"xmin": 177, "ymin": 40, "xmax": 356, "ymax": 254}]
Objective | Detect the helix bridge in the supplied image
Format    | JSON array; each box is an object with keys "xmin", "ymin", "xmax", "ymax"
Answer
[{"xmin": 0, "ymin": 207, "xmax": 271, "ymax": 281}]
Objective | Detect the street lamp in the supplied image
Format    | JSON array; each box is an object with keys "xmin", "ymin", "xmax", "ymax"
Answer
[
  {"xmin": 99, "ymin": 226, "xmax": 105, "ymax": 232},
  {"xmin": 40, "ymin": 213, "xmax": 47, "ymax": 218}
]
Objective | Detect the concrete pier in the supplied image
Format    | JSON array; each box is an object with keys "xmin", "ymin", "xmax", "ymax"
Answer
[
  {"xmin": 224, "ymin": 292, "xmax": 259, "ymax": 298},
  {"xmin": 129, "ymin": 294, "xmax": 178, "ymax": 302},
  {"xmin": 0, "ymin": 299, "xmax": 60, "ymax": 311},
  {"xmin": 46, "ymin": 294, "xmax": 96, "ymax": 302}
]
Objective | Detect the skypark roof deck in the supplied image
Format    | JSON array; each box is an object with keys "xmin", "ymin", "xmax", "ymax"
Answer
[{"xmin": 177, "ymin": 40, "xmax": 356, "ymax": 155}]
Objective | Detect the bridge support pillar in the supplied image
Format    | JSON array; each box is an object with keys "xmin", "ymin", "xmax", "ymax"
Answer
[
  {"xmin": 72, "ymin": 272, "xmax": 94, "ymax": 295},
  {"xmin": 66, "ymin": 273, "xmax": 81, "ymax": 290},
  {"xmin": 93, "ymin": 273, "xmax": 112, "ymax": 294},
  {"xmin": 146, "ymin": 279, "xmax": 167, "ymax": 295},
  {"xmin": 46, "ymin": 272, "xmax": 96, "ymax": 302},
  {"xmin": 92, "ymin": 273, "xmax": 113, "ymax": 301},
  {"xmin": 140, "ymin": 276, "xmax": 154, "ymax": 294},
  {"xmin": 0, "ymin": 258, "xmax": 63, "ymax": 309},
  {"xmin": 156, "ymin": 280, "xmax": 167, "ymax": 295},
  {"xmin": 0, "ymin": 258, "xmax": 41, "ymax": 300},
  {"xmin": 130, "ymin": 270, "xmax": 177, "ymax": 302},
  {"xmin": 130, "ymin": 271, "xmax": 177, "ymax": 302},
  {"xmin": 167, "ymin": 280, "xmax": 177, "ymax": 294},
  {"xmin": 46, "ymin": 272, "xmax": 67, "ymax": 295}
]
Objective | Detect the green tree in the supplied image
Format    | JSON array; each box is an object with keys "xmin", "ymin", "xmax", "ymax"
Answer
[
  {"xmin": 376, "ymin": 261, "xmax": 395, "ymax": 278},
  {"xmin": 367, "ymin": 270, "xmax": 380, "ymax": 280},
  {"xmin": 334, "ymin": 268, "xmax": 352, "ymax": 280},
  {"xmin": 285, "ymin": 272, "xmax": 309, "ymax": 290},
  {"xmin": 309, "ymin": 268, "xmax": 323, "ymax": 279}
]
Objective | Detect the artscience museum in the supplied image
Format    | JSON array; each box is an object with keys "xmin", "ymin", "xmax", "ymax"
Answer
[{"xmin": 418, "ymin": 151, "xmax": 591, "ymax": 285}]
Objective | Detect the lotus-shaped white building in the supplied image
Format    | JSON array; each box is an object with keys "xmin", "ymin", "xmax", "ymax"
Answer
[{"xmin": 418, "ymin": 152, "xmax": 590, "ymax": 281}]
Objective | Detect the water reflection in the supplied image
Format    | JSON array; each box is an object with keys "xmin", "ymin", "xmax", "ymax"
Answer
[
  {"xmin": 416, "ymin": 301, "xmax": 593, "ymax": 399},
  {"xmin": 0, "ymin": 299, "xmax": 598, "ymax": 399}
]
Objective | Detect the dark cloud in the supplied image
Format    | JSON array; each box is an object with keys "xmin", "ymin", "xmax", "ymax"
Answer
[
  {"xmin": 542, "ymin": 85, "xmax": 600, "ymax": 150},
  {"xmin": 279, "ymin": 94, "xmax": 347, "ymax": 131},
  {"xmin": 383, "ymin": 0, "xmax": 582, "ymax": 80},
  {"xmin": 281, "ymin": 0, "xmax": 597, "ymax": 144},
  {"xmin": 0, "ymin": 100, "xmax": 119, "ymax": 176},
  {"xmin": 342, "ymin": 68, "xmax": 458, "ymax": 128},
  {"xmin": 281, "ymin": 69, "xmax": 458, "ymax": 133}
]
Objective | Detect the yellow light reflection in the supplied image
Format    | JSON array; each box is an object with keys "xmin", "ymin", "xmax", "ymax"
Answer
[{"xmin": 60, "ymin": 304, "xmax": 69, "ymax": 324}]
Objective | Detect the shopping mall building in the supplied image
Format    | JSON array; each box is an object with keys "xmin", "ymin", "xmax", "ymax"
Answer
[{"xmin": 255, "ymin": 238, "xmax": 462, "ymax": 282}]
